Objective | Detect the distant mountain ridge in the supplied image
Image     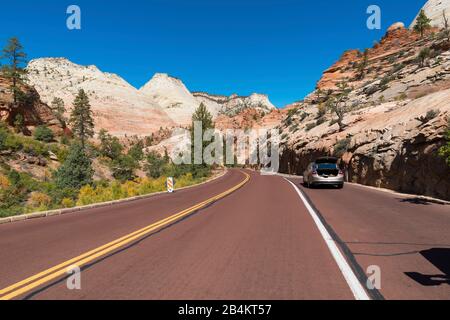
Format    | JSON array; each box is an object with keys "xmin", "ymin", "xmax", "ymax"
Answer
[{"xmin": 26, "ymin": 58, "xmax": 276, "ymax": 135}]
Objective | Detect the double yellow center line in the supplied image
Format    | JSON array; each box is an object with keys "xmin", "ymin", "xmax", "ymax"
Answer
[{"xmin": 0, "ymin": 171, "xmax": 250, "ymax": 300}]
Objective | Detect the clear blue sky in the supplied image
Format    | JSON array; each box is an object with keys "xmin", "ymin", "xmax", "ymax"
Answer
[{"xmin": 0, "ymin": 0, "xmax": 426, "ymax": 107}]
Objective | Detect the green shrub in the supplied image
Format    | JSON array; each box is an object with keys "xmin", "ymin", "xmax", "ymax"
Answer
[
  {"xmin": 298, "ymin": 112, "xmax": 308, "ymax": 122},
  {"xmin": 111, "ymin": 155, "xmax": 139, "ymax": 181},
  {"xmin": 144, "ymin": 151, "xmax": 166, "ymax": 179},
  {"xmin": 439, "ymin": 121, "xmax": 450, "ymax": 166},
  {"xmin": 315, "ymin": 117, "xmax": 326, "ymax": 126},
  {"xmin": 34, "ymin": 125, "xmax": 54, "ymax": 142},
  {"xmin": 98, "ymin": 129, "xmax": 123, "ymax": 160},
  {"xmin": 0, "ymin": 123, "xmax": 9, "ymax": 150},
  {"xmin": 334, "ymin": 138, "xmax": 352, "ymax": 157},
  {"xmin": 128, "ymin": 140, "xmax": 144, "ymax": 161},
  {"xmin": 305, "ymin": 122, "xmax": 317, "ymax": 131}
]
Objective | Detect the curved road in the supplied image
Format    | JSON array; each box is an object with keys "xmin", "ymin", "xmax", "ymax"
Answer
[{"xmin": 0, "ymin": 169, "xmax": 448, "ymax": 300}]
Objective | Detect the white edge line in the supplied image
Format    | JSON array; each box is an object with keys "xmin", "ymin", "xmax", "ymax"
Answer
[{"xmin": 284, "ymin": 178, "xmax": 371, "ymax": 301}]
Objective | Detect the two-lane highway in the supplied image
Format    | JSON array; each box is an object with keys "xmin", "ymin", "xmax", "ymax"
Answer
[{"xmin": 0, "ymin": 169, "xmax": 448, "ymax": 300}]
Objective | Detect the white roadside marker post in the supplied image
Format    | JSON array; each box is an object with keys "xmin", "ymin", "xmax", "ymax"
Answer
[{"xmin": 167, "ymin": 177, "xmax": 174, "ymax": 193}]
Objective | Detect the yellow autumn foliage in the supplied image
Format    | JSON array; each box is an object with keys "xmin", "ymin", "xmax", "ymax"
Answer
[
  {"xmin": 28, "ymin": 192, "xmax": 52, "ymax": 211},
  {"xmin": 76, "ymin": 173, "xmax": 205, "ymax": 207},
  {"xmin": 0, "ymin": 174, "xmax": 10, "ymax": 189}
]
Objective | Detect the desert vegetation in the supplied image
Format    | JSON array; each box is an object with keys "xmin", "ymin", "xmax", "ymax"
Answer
[{"xmin": 0, "ymin": 38, "xmax": 215, "ymax": 218}]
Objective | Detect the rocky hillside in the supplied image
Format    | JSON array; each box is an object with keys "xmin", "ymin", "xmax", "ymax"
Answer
[
  {"xmin": 26, "ymin": 58, "xmax": 176, "ymax": 137},
  {"xmin": 279, "ymin": 22, "xmax": 450, "ymax": 200},
  {"xmin": 27, "ymin": 59, "xmax": 277, "ymax": 132},
  {"xmin": 139, "ymin": 73, "xmax": 276, "ymax": 125},
  {"xmin": 0, "ymin": 76, "xmax": 62, "ymax": 135},
  {"xmin": 193, "ymin": 92, "xmax": 276, "ymax": 117},
  {"xmin": 410, "ymin": 0, "xmax": 450, "ymax": 29},
  {"xmin": 139, "ymin": 73, "xmax": 222, "ymax": 125}
]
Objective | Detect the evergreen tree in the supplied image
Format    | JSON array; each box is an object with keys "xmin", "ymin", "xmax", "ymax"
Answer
[
  {"xmin": 191, "ymin": 103, "xmax": 214, "ymax": 167},
  {"xmin": 51, "ymin": 97, "xmax": 67, "ymax": 129},
  {"xmin": 98, "ymin": 129, "xmax": 123, "ymax": 160},
  {"xmin": 414, "ymin": 10, "xmax": 432, "ymax": 38},
  {"xmin": 54, "ymin": 142, "xmax": 94, "ymax": 190},
  {"xmin": 69, "ymin": 89, "xmax": 94, "ymax": 149},
  {"xmin": 128, "ymin": 139, "xmax": 144, "ymax": 162},
  {"xmin": 1, "ymin": 37, "xmax": 27, "ymax": 105}
]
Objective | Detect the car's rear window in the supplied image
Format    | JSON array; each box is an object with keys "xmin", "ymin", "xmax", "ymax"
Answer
[{"xmin": 316, "ymin": 163, "xmax": 338, "ymax": 169}]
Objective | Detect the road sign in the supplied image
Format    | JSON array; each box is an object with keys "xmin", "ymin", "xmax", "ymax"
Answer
[{"xmin": 167, "ymin": 177, "xmax": 174, "ymax": 193}]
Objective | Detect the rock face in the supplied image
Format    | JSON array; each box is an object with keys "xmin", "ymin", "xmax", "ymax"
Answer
[
  {"xmin": 139, "ymin": 73, "xmax": 277, "ymax": 125},
  {"xmin": 316, "ymin": 25, "xmax": 420, "ymax": 92},
  {"xmin": 27, "ymin": 58, "xmax": 176, "ymax": 137},
  {"xmin": 0, "ymin": 76, "xmax": 62, "ymax": 134},
  {"xmin": 27, "ymin": 59, "xmax": 277, "ymax": 132},
  {"xmin": 410, "ymin": 0, "xmax": 450, "ymax": 29},
  {"xmin": 139, "ymin": 73, "xmax": 222, "ymax": 125},
  {"xmin": 215, "ymin": 108, "xmax": 284, "ymax": 131},
  {"xmin": 280, "ymin": 25, "xmax": 450, "ymax": 200}
]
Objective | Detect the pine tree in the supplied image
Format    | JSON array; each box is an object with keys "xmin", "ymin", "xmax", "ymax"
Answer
[
  {"xmin": 51, "ymin": 97, "xmax": 67, "ymax": 129},
  {"xmin": 191, "ymin": 103, "xmax": 214, "ymax": 167},
  {"xmin": 69, "ymin": 89, "xmax": 94, "ymax": 148},
  {"xmin": 414, "ymin": 10, "xmax": 432, "ymax": 38},
  {"xmin": 54, "ymin": 142, "xmax": 94, "ymax": 190},
  {"xmin": 192, "ymin": 103, "xmax": 214, "ymax": 132},
  {"xmin": 1, "ymin": 38, "xmax": 27, "ymax": 105}
]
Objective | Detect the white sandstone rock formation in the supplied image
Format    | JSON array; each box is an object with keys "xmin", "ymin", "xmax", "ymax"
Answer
[
  {"xmin": 26, "ymin": 58, "xmax": 175, "ymax": 137},
  {"xmin": 410, "ymin": 0, "xmax": 450, "ymax": 29}
]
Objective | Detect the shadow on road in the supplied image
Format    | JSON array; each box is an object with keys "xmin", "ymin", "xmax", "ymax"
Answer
[
  {"xmin": 302, "ymin": 183, "xmax": 341, "ymax": 190},
  {"xmin": 399, "ymin": 197, "xmax": 448, "ymax": 206},
  {"xmin": 405, "ymin": 248, "xmax": 450, "ymax": 286}
]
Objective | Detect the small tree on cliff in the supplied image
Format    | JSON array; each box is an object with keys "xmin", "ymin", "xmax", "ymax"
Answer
[
  {"xmin": 51, "ymin": 97, "xmax": 67, "ymax": 129},
  {"xmin": 418, "ymin": 47, "xmax": 431, "ymax": 67},
  {"xmin": 443, "ymin": 10, "xmax": 450, "ymax": 42},
  {"xmin": 414, "ymin": 10, "xmax": 432, "ymax": 38},
  {"xmin": 357, "ymin": 49, "xmax": 369, "ymax": 80},
  {"xmin": 326, "ymin": 81, "xmax": 351, "ymax": 132},
  {"xmin": 1, "ymin": 37, "xmax": 28, "ymax": 105},
  {"xmin": 69, "ymin": 89, "xmax": 94, "ymax": 149}
]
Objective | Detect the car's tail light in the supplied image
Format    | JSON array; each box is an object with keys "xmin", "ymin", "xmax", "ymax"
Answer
[{"xmin": 338, "ymin": 170, "xmax": 344, "ymax": 175}]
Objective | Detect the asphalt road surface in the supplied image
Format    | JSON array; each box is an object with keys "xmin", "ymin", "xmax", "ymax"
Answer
[{"xmin": 0, "ymin": 169, "xmax": 448, "ymax": 300}]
